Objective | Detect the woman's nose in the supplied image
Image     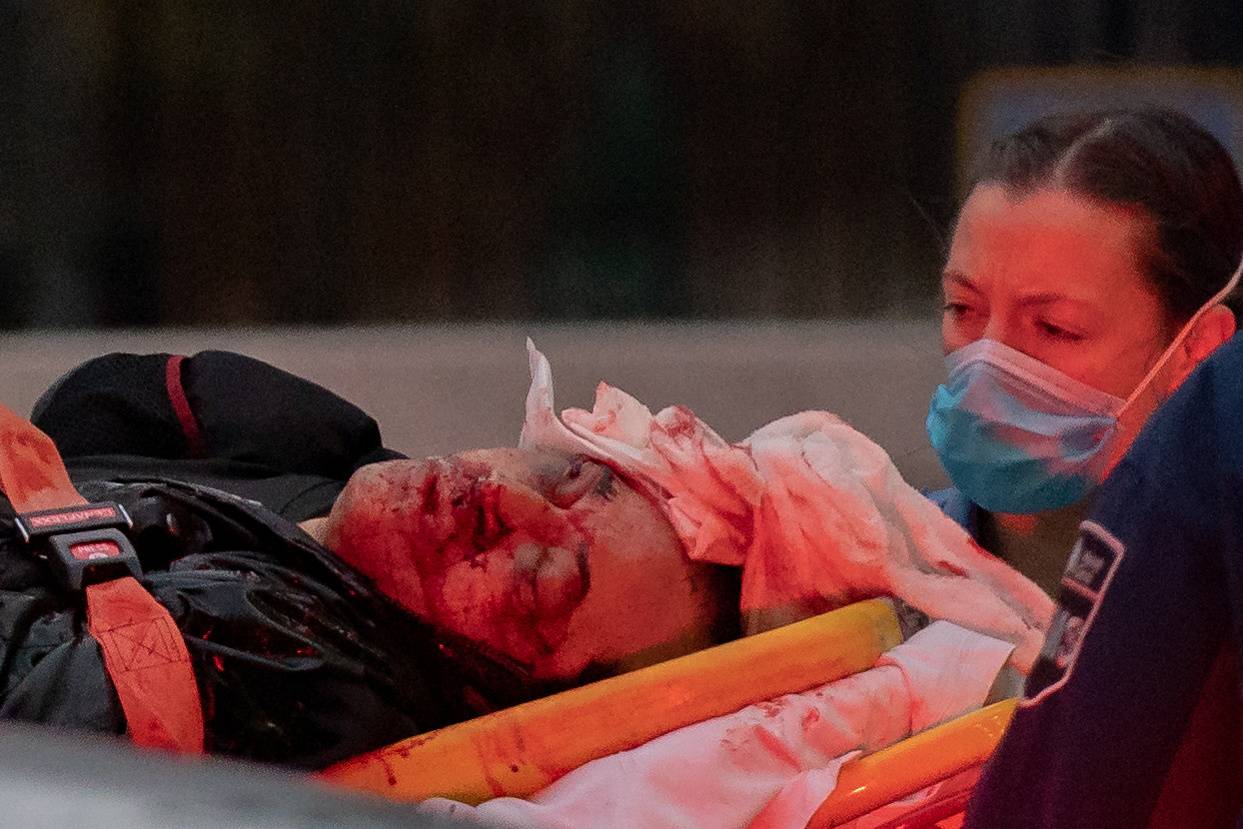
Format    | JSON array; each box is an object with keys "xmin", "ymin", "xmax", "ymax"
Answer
[{"xmin": 980, "ymin": 310, "xmax": 1024, "ymax": 351}]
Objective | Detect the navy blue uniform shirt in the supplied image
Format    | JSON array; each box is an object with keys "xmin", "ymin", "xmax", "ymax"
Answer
[{"xmin": 965, "ymin": 333, "xmax": 1243, "ymax": 828}]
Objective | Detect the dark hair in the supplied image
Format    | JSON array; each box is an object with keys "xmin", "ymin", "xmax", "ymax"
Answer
[{"xmin": 972, "ymin": 106, "xmax": 1243, "ymax": 323}]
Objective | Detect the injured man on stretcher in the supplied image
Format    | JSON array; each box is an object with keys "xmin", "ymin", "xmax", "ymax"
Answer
[
  {"xmin": 312, "ymin": 342, "xmax": 1052, "ymax": 684},
  {"xmin": 7, "ymin": 344, "xmax": 1052, "ymax": 797}
]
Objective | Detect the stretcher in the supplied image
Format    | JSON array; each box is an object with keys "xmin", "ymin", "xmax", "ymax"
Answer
[
  {"xmin": 0, "ymin": 398, "xmax": 1013, "ymax": 826},
  {"xmin": 320, "ymin": 600, "xmax": 1016, "ymax": 828}
]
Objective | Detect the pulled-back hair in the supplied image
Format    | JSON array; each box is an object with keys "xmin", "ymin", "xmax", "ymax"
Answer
[{"xmin": 972, "ymin": 107, "xmax": 1243, "ymax": 323}]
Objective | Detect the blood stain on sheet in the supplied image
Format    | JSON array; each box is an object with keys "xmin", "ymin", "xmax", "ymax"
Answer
[{"xmin": 757, "ymin": 699, "xmax": 787, "ymax": 718}]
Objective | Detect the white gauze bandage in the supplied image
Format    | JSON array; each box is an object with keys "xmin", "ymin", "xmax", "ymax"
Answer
[{"xmin": 519, "ymin": 341, "xmax": 1054, "ymax": 671}]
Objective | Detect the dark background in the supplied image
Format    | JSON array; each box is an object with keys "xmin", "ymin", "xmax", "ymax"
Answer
[{"xmin": 3, "ymin": 1, "xmax": 1242, "ymax": 329}]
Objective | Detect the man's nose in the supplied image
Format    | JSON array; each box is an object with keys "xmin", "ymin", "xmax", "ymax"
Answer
[
  {"xmin": 487, "ymin": 478, "xmax": 564, "ymax": 545},
  {"xmin": 412, "ymin": 458, "xmax": 549, "ymax": 543},
  {"xmin": 413, "ymin": 457, "xmax": 569, "ymax": 547}
]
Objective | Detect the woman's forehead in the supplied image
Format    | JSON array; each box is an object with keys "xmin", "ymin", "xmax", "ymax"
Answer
[{"xmin": 947, "ymin": 185, "xmax": 1151, "ymax": 301}]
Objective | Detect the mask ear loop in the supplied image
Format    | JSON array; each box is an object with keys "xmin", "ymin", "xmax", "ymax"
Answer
[{"xmin": 1120, "ymin": 255, "xmax": 1243, "ymax": 412}]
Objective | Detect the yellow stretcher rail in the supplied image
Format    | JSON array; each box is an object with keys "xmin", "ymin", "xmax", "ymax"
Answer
[
  {"xmin": 805, "ymin": 698, "xmax": 1017, "ymax": 828},
  {"xmin": 319, "ymin": 598, "xmax": 901, "ymax": 805}
]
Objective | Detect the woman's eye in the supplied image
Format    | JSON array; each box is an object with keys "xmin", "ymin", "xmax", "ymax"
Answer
[
  {"xmin": 1036, "ymin": 320, "xmax": 1084, "ymax": 342},
  {"xmin": 942, "ymin": 301, "xmax": 972, "ymax": 318}
]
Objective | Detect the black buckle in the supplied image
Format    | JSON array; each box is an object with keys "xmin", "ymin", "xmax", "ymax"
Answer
[{"xmin": 15, "ymin": 502, "xmax": 142, "ymax": 591}]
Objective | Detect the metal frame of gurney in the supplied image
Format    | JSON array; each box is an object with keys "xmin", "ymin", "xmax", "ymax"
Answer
[{"xmin": 318, "ymin": 600, "xmax": 1015, "ymax": 827}]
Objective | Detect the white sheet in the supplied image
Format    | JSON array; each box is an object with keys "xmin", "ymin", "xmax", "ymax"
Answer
[{"xmin": 423, "ymin": 621, "xmax": 1014, "ymax": 829}]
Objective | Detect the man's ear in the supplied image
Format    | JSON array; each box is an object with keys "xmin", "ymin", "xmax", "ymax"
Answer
[{"xmin": 1170, "ymin": 304, "xmax": 1237, "ymax": 387}]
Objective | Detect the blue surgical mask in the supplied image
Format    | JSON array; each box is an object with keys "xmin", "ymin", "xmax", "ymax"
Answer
[
  {"xmin": 926, "ymin": 339, "xmax": 1125, "ymax": 513},
  {"xmin": 927, "ymin": 259, "xmax": 1243, "ymax": 514}
]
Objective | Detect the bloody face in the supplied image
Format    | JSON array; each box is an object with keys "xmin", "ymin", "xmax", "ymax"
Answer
[{"xmin": 323, "ymin": 448, "xmax": 731, "ymax": 682}]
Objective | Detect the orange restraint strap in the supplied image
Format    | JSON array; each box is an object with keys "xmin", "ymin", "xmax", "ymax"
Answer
[{"xmin": 0, "ymin": 403, "xmax": 203, "ymax": 753}]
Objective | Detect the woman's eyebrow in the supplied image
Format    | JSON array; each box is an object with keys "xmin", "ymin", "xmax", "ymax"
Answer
[
  {"xmin": 942, "ymin": 272, "xmax": 1094, "ymax": 311},
  {"xmin": 1016, "ymin": 291, "xmax": 1093, "ymax": 310},
  {"xmin": 941, "ymin": 270, "xmax": 979, "ymax": 292}
]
